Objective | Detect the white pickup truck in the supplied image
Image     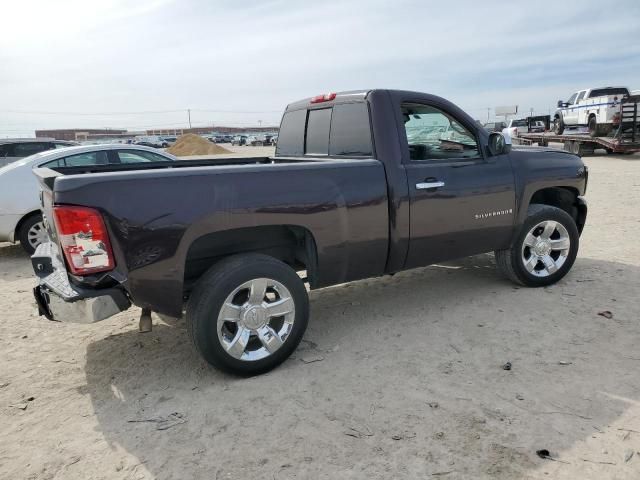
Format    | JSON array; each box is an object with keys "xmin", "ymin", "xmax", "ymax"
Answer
[{"xmin": 553, "ymin": 87, "xmax": 630, "ymax": 137}]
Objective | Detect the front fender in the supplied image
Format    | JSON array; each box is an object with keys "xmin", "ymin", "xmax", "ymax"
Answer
[{"xmin": 576, "ymin": 196, "xmax": 587, "ymax": 234}]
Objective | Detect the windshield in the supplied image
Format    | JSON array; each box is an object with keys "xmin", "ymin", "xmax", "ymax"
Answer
[{"xmin": 512, "ymin": 120, "xmax": 527, "ymax": 127}]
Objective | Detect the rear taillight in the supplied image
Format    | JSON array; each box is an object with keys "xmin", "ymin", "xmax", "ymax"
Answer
[
  {"xmin": 310, "ymin": 93, "xmax": 336, "ymax": 104},
  {"xmin": 612, "ymin": 112, "xmax": 621, "ymax": 125},
  {"xmin": 53, "ymin": 206, "xmax": 114, "ymax": 275}
]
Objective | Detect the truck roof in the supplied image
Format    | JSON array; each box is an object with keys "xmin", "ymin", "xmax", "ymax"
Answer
[
  {"xmin": 286, "ymin": 90, "xmax": 370, "ymax": 110},
  {"xmin": 582, "ymin": 86, "xmax": 628, "ymax": 91}
]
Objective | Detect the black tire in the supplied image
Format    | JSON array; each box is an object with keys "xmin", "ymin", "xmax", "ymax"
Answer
[
  {"xmin": 553, "ymin": 116, "xmax": 564, "ymax": 135},
  {"xmin": 495, "ymin": 204, "xmax": 579, "ymax": 287},
  {"xmin": 570, "ymin": 141, "xmax": 580, "ymax": 155},
  {"xmin": 588, "ymin": 116, "xmax": 599, "ymax": 137},
  {"xmin": 18, "ymin": 213, "xmax": 44, "ymax": 255},
  {"xmin": 186, "ymin": 253, "xmax": 309, "ymax": 376}
]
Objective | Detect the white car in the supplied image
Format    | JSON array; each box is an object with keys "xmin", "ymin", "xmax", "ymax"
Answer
[
  {"xmin": 0, "ymin": 139, "xmax": 77, "ymax": 168},
  {"xmin": 0, "ymin": 144, "xmax": 176, "ymax": 253},
  {"xmin": 554, "ymin": 86, "xmax": 631, "ymax": 137},
  {"xmin": 503, "ymin": 119, "xmax": 546, "ymax": 137}
]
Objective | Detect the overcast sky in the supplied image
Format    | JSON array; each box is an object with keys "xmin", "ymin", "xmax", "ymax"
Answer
[{"xmin": 1, "ymin": 0, "xmax": 639, "ymax": 136}]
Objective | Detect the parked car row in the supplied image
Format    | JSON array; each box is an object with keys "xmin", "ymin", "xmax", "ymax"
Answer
[
  {"xmin": 230, "ymin": 134, "xmax": 277, "ymax": 146},
  {"xmin": 209, "ymin": 134, "xmax": 234, "ymax": 143},
  {"xmin": 133, "ymin": 136, "xmax": 175, "ymax": 148}
]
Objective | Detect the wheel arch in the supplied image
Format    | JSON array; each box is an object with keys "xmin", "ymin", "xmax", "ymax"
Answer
[
  {"xmin": 13, "ymin": 210, "xmax": 42, "ymax": 243},
  {"xmin": 526, "ymin": 186, "xmax": 586, "ymax": 233},
  {"xmin": 183, "ymin": 224, "xmax": 318, "ymax": 294}
]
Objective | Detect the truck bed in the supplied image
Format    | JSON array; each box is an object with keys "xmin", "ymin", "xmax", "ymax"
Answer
[
  {"xmin": 47, "ymin": 155, "xmax": 316, "ymax": 176},
  {"xmin": 35, "ymin": 156, "xmax": 390, "ymax": 317}
]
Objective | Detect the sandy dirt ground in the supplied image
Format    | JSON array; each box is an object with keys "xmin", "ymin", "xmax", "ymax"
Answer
[{"xmin": 1, "ymin": 149, "xmax": 639, "ymax": 479}]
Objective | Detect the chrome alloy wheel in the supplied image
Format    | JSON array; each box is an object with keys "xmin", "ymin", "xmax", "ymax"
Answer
[
  {"xmin": 217, "ymin": 278, "xmax": 295, "ymax": 361},
  {"xmin": 521, "ymin": 220, "xmax": 571, "ymax": 277},
  {"xmin": 27, "ymin": 221, "xmax": 48, "ymax": 250}
]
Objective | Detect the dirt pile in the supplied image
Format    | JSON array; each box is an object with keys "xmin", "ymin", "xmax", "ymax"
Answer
[{"xmin": 166, "ymin": 134, "xmax": 231, "ymax": 156}]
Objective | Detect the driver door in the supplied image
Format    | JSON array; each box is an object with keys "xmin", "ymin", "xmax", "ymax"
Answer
[
  {"xmin": 563, "ymin": 92, "xmax": 579, "ymax": 125},
  {"xmin": 401, "ymin": 102, "xmax": 516, "ymax": 269}
]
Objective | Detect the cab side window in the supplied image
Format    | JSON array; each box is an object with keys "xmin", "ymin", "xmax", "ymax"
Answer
[
  {"xmin": 63, "ymin": 151, "xmax": 109, "ymax": 166},
  {"xmin": 117, "ymin": 150, "xmax": 172, "ymax": 163},
  {"xmin": 13, "ymin": 142, "xmax": 51, "ymax": 157},
  {"xmin": 575, "ymin": 91, "xmax": 586, "ymax": 102},
  {"xmin": 402, "ymin": 104, "xmax": 480, "ymax": 161},
  {"xmin": 567, "ymin": 93, "xmax": 578, "ymax": 105},
  {"xmin": 0, "ymin": 144, "xmax": 13, "ymax": 157}
]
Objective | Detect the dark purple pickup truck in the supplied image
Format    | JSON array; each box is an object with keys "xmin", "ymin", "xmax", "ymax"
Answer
[{"xmin": 31, "ymin": 90, "xmax": 588, "ymax": 375}]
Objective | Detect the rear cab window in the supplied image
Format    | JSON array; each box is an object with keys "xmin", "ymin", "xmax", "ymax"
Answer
[
  {"xmin": 276, "ymin": 102, "xmax": 372, "ymax": 158},
  {"xmin": 305, "ymin": 108, "xmax": 331, "ymax": 155},
  {"xmin": 589, "ymin": 88, "xmax": 629, "ymax": 98},
  {"xmin": 275, "ymin": 109, "xmax": 306, "ymax": 156}
]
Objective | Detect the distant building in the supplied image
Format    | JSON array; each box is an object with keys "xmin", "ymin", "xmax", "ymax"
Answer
[
  {"xmin": 145, "ymin": 126, "xmax": 279, "ymax": 136},
  {"xmin": 35, "ymin": 128, "xmax": 127, "ymax": 141},
  {"xmin": 35, "ymin": 126, "xmax": 279, "ymax": 141}
]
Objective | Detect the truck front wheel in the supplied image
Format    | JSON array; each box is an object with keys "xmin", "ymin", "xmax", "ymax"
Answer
[
  {"xmin": 553, "ymin": 116, "xmax": 564, "ymax": 135},
  {"xmin": 186, "ymin": 253, "xmax": 309, "ymax": 375},
  {"xmin": 495, "ymin": 204, "xmax": 579, "ymax": 287}
]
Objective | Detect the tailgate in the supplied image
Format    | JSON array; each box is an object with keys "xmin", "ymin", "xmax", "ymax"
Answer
[
  {"xmin": 33, "ymin": 167, "xmax": 61, "ymax": 242},
  {"xmin": 619, "ymin": 94, "xmax": 640, "ymax": 144}
]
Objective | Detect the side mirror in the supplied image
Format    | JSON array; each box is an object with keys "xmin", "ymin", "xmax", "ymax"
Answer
[
  {"xmin": 557, "ymin": 100, "xmax": 564, "ymax": 108},
  {"xmin": 488, "ymin": 132, "xmax": 511, "ymax": 156}
]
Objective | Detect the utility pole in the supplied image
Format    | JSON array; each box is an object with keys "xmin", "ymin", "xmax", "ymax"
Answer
[{"xmin": 187, "ymin": 109, "xmax": 192, "ymax": 129}]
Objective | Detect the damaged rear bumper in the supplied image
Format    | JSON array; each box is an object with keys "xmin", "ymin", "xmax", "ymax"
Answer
[{"xmin": 32, "ymin": 241, "xmax": 130, "ymax": 323}]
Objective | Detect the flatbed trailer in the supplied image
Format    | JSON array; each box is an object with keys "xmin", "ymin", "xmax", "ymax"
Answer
[
  {"xmin": 514, "ymin": 131, "xmax": 640, "ymax": 155},
  {"xmin": 515, "ymin": 94, "xmax": 640, "ymax": 155}
]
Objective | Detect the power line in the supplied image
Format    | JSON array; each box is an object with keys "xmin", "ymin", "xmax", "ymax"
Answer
[
  {"xmin": 191, "ymin": 109, "xmax": 282, "ymax": 114},
  {"xmin": 1, "ymin": 109, "xmax": 185, "ymax": 116},
  {"xmin": 1, "ymin": 108, "xmax": 283, "ymax": 116}
]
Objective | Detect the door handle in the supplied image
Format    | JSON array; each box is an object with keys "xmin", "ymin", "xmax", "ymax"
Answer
[{"xmin": 416, "ymin": 181, "xmax": 445, "ymax": 190}]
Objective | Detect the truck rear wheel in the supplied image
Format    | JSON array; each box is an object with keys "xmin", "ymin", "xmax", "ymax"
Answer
[
  {"xmin": 186, "ymin": 253, "xmax": 309, "ymax": 376},
  {"xmin": 495, "ymin": 204, "xmax": 579, "ymax": 287},
  {"xmin": 588, "ymin": 116, "xmax": 599, "ymax": 137}
]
